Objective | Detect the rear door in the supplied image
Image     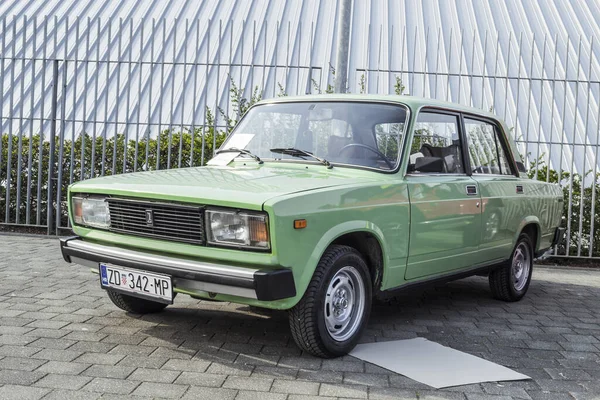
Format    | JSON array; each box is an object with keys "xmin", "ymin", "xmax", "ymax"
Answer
[
  {"xmin": 462, "ymin": 116, "xmax": 522, "ymax": 263},
  {"xmin": 405, "ymin": 110, "xmax": 482, "ymax": 280}
]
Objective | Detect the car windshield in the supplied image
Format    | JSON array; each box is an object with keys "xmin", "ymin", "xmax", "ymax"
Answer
[{"xmin": 218, "ymin": 101, "xmax": 408, "ymax": 170}]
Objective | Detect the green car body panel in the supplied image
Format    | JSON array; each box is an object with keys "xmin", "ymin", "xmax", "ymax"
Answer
[{"xmin": 66, "ymin": 94, "xmax": 563, "ymax": 310}]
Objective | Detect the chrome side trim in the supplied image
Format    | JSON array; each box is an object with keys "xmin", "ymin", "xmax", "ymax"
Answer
[{"xmin": 65, "ymin": 239, "xmax": 257, "ymax": 280}]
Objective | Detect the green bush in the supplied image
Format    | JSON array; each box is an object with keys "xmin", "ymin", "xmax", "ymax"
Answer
[
  {"xmin": 0, "ymin": 125, "xmax": 227, "ymax": 228},
  {"xmin": 528, "ymin": 159, "xmax": 600, "ymax": 257}
]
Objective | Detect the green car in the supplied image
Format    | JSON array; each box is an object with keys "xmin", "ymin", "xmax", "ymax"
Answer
[{"xmin": 60, "ymin": 95, "xmax": 563, "ymax": 358}]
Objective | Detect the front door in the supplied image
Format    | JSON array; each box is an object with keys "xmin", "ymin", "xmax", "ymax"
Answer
[{"xmin": 405, "ymin": 110, "xmax": 482, "ymax": 280}]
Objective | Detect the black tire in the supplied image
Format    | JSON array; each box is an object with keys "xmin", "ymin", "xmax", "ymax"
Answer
[
  {"xmin": 106, "ymin": 290, "xmax": 169, "ymax": 314},
  {"xmin": 489, "ymin": 233, "xmax": 533, "ymax": 302},
  {"xmin": 289, "ymin": 245, "xmax": 372, "ymax": 358}
]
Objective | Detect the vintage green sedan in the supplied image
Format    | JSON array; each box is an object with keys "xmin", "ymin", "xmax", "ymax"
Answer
[{"xmin": 60, "ymin": 95, "xmax": 563, "ymax": 358}]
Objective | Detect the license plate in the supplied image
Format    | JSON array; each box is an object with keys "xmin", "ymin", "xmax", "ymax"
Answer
[{"xmin": 99, "ymin": 264, "xmax": 173, "ymax": 304}]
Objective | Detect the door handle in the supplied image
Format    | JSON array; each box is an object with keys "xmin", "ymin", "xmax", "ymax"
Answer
[
  {"xmin": 466, "ymin": 185, "xmax": 478, "ymax": 196},
  {"xmin": 516, "ymin": 185, "xmax": 524, "ymax": 194}
]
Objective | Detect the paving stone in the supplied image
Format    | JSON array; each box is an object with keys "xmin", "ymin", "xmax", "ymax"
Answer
[
  {"xmin": 0, "ymin": 384, "xmax": 51, "ymax": 400},
  {"xmin": 544, "ymin": 368, "xmax": 593, "ymax": 380},
  {"xmin": 367, "ymin": 386, "xmax": 426, "ymax": 400},
  {"xmin": 36, "ymin": 360, "xmax": 90, "ymax": 375},
  {"xmin": 481, "ymin": 382, "xmax": 532, "ymax": 399},
  {"xmin": 321, "ymin": 359, "xmax": 364, "ymax": 372},
  {"xmin": 271, "ymin": 379, "xmax": 320, "ymax": 395},
  {"xmin": 288, "ymin": 396, "xmax": 336, "ymax": 400},
  {"xmin": 206, "ymin": 362, "xmax": 254, "ymax": 376},
  {"xmin": 235, "ymin": 392, "xmax": 287, "ymax": 400},
  {"xmin": 82, "ymin": 364, "xmax": 135, "ymax": 379},
  {"xmin": 528, "ymin": 391, "xmax": 575, "ymax": 400},
  {"xmin": 161, "ymin": 358, "xmax": 211, "ymax": 372},
  {"xmin": 25, "ymin": 328, "xmax": 68, "ymax": 339},
  {"xmin": 30, "ymin": 349, "xmax": 83, "ymax": 362},
  {"xmin": 0, "ymin": 369, "xmax": 46, "ymax": 385},
  {"xmin": 34, "ymin": 373, "xmax": 92, "ymax": 390},
  {"xmin": 297, "ymin": 369, "xmax": 343, "ymax": 384},
  {"xmin": 116, "ymin": 354, "xmax": 169, "ymax": 369},
  {"xmin": 277, "ymin": 356, "xmax": 322, "ymax": 370},
  {"xmin": 73, "ymin": 352, "xmax": 124, "ymax": 365},
  {"xmin": 223, "ymin": 375, "xmax": 273, "ymax": 391},
  {"xmin": 28, "ymin": 337, "xmax": 76, "ymax": 350},
  {"xmin": 68, "ymin": 341, "xmax": 117, "ymax": 353},
  {"xmin": 174, "ymin": 371, "xmax": 226, "ymax": 386},
  {"xmin": 128, "ymin": 367, "xmax": 181, "ymax": 383},
  {"xmin": 181, "ymin": 386, "xmax": 237, "ymax": 400},
  {"xmin": 0, "ymin": 356, "xmax": 47, "ymax": 371},
  {"xmin": 40, "ymin": 389, "xmax": 101, "ymax": 400},
  {"xmin": 130, "ymin": 381, "xmax": 189, "ymax": 398},
  {"xmin": 81, "ymin": 377, "xmax": 140, "ymax": 395},
  {"xmin": 0, "ymin": 334, "xmax": 36, "ymax": 345},
  {"xmin": 319, "ymin": 383, "xmax": 368, "ymax": 398},
  {"xmin": 0, "ymin": 345, "xmax": 41, "ymax": 357},
  {"xmin": 251, "ymin": 365, "xmax": 299, "ymax": 379},
  {"xmin": 101, "ymin": 334, "xmax": 145, "ymax": 345}
]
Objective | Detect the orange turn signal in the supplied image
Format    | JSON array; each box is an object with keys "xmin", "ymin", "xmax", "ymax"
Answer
[{"xmin": 294, "ymin": 219, "xmax": 307, "ymax": 229}]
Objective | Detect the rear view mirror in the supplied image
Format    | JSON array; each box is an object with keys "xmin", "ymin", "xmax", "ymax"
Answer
[{"xmin": 307, "ymin": 108, "xmax": 333, "ymax": 121}]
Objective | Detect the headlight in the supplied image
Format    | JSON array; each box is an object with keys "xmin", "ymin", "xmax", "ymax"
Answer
[
  {"xmin": 205, "ymin": 209, "xmax": 269, "ymax": 250},
  {"xmin": 72, "ymin": 196, "xmax": 111, "ymax": 229}
]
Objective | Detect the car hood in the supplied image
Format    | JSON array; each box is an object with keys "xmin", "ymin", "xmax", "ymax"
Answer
[{"xmin": 69, "ymin": 164, "xmax": 380, "ymax": 210}]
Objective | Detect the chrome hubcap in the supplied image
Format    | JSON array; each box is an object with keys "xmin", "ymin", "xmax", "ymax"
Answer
[
  {"xmin": 512, "ymin": 242, "xmax": 531, "ymax": 291},
  {"xmin": 324, "ymin": 266, "xmax": 365, "ymax": 342}
]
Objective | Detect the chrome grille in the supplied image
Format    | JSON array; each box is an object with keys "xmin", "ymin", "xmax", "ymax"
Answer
[{"xmin": 107, "ymin": 198, "xmax": 204, "ymax": 245}]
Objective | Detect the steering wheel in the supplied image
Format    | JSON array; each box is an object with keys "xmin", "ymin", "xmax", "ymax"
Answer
[{"xmin": 338, "ymin": 143, "xmax": 394, "ymax": 169}]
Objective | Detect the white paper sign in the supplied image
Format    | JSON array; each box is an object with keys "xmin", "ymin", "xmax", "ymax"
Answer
[
  {"xmin": 350, "ymin": 338, "xmax": 530, "ymax": 389},
  {"xmin": 206, "ymin": 133, "xmax": 256, "ymax": 166}
]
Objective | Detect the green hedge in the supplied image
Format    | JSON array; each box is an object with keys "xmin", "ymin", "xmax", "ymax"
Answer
[
  {"xmin": 0, "ymin": 127, "xmax": 226, "ymax": 228},
  {"xmin": 527, "ymin": 160, "xmax": 600, "ymax": 257}
]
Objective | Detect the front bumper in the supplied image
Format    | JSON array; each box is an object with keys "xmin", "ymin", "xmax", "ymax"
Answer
[{"xmin": 60, "ymin": 236, "xmax": 296, "ymax": 301}]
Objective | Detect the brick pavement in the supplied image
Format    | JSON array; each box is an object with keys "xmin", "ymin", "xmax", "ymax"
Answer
[{"xmin": 0, "ymin": 235, "xmax": 599, "ymax": 399}]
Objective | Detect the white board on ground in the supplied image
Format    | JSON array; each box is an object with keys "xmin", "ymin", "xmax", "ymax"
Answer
[{"xmin": 349, "ymin": 337, "xmax": 530, "ymax": 389}]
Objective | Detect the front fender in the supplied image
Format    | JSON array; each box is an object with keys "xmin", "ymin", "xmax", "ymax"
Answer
[{"xmin": 296, "ymin": 220, "xmax": 390, "ymax": 297}]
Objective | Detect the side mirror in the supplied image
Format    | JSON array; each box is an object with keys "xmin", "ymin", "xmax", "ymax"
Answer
[{"xmin": 414, "ymin": 157, "xmax": 446, "ymax": 173}]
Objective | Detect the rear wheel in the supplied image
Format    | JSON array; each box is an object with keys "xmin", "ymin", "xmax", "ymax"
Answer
[
  {"xmin": 107, "ymin": 290, "xmax": 168, "ymax": 314},
  {"xmin": 489, "ymin": 233, "xmax": 533, "ymax": 302},
  {"xmin": 289, "ymin": 245, "xmax": 372, "ymax": 358}
]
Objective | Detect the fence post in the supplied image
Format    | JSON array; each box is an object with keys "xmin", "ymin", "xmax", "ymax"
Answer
[
  {"xmin": 334, "ymin": 0, "xmax": 352, "ymax": 93},
  {"xmin": 47, "ymin": 60, "xmax": 59, "ymax": 235},
  {"xmin": 55, "ymin": 59, "xmax": 68, "ymax": 233}
]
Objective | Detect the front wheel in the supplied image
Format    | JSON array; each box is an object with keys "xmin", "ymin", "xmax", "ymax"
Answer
[
  {"xmin": 289, "ymin": 245, "xmax": 372, "ymax": 358},
  {"xmin": 489, "ymin": 233, "xmax": 533, "ymax": 302},
  {"xmin": 107, "ymin": 290, "xmax": 169, "ymax": 314}
]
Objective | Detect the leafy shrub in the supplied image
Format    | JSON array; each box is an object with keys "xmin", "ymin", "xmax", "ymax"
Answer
[
  {"xmin": 0, "ymin": 125, "xmax": 226, "ymax": 228},
  {"xmin": 528, "ymin": 159, "xmax": 600, "ymax": 257}
]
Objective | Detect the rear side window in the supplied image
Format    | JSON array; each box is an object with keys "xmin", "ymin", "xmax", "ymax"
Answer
[
  {"xmin": 408, "ymin": 111, "xmax": 464, "ymax": 174},
  {"xmin": 464, "ymin": 118, "xmax": 513, "ymax": 176}
]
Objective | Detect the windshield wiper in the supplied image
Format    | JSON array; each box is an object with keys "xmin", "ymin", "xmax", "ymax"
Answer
[
  {"xmin": 270, "ymin": 147, "xmax": 332, "ymax": 169},
  {"xmin": 215, "ymin": 147, "xmax": 263, "ymax": 164}
]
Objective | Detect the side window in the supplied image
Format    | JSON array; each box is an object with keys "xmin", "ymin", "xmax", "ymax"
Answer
[
  {"xmin": 464, "ymin": 118, "xmax": 513, "ymax": 175},
  {"xmin": 409, "ymin": 112, "xmax": 464, "ymax": 174},
  {"xmin": 375, "ymin": 122, "xmax": 404, "ymax": 164}
]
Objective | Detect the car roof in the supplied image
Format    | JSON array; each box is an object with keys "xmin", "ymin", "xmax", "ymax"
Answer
[{"xmin": 258, "ymin": 94, "xmax": 501, "ymax": 122}]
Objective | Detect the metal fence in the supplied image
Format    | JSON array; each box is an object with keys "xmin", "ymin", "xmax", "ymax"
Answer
[{"xmin": 1, "ymin": 16, "xmax": 599, "ymax": 258}]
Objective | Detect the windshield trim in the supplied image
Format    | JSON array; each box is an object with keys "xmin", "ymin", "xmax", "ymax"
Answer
[{"xmin": 218, "ymin": 99, "xmax": 411, "ymax": 174}]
